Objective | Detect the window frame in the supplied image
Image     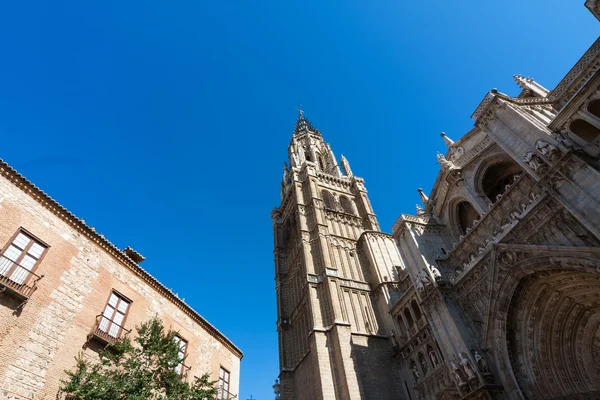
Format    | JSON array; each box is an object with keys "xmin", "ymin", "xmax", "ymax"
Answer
[
  {"xmin": 173, "ymin": 334, "xmax": 189, "ymax": 376},
  {"xmin": 98, "ymin": 290, "xmax": 132, "ymax": 339},
  {"xmin": 0, "ymin": 228, "xmax": 49, "ymax": 285},
  {"xmin": 217, "ymin": 366, "xmax": 231, "ymax": 399}
]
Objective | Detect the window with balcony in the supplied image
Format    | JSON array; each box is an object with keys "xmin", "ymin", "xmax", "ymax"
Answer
[
  {"xmin": 0, "ymin": 229, "xmax": 47, "ymax": 299},
  {"xmin": 173, "ymin": 335, "xmax": 188, "ymax": 376},
  {"xmin": 218, "ymin": 367, "xmax": 231, "ymax": 399},
  {"xmin": 89, "ymin": 291, "xmax": 132, "ymax": 345}
]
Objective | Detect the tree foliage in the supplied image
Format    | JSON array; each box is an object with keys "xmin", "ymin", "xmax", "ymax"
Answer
[{"xmin": 60, "ymin": 318, "xmax": 220, "ymax": 400}]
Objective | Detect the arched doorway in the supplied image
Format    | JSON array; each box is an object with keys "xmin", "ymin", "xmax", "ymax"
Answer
[{"xmin": 503, "ymin": 267, "xmax": 600, "ymax": 399}]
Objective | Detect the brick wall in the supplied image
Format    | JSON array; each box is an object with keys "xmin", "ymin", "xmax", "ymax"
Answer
[{"xmin": 0, "ymin": 173, "xmax": 241, "ymax": 400}]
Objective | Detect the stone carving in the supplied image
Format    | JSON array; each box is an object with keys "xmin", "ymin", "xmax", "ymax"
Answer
[
  {"xmin": 416, "ymin": 204, "xmax": 424, "ymax": 215},
  {"xmin": 437, "ymin": 153, "xmax": 456, "ymax": 169},
  {"xmin": 430, "ymin": 266, "xmax": 444, "ymax": 283},
  {"xmin": 415, "ymin": 269, "xmax": 433, "ymax": 292},
  {"xmin": 411, "ymin": 362, "xmax": 421, "ymax": 381},
  {"xmin": 473, "ymin": 351, "xmax": 490, "ymax": 375},
  {"xmin": 459, "ymin": 353, "xmax": 478, "ymax": 382},
  {"xmin": 449, "ymin": 146, "xmax": 465, "ymax": 161},
  {"xmin": 389, "ymin": 330, "xmax": 398, "ymax": 347},
  {"xmin": 522, "ymin": 151, "xmax": 548, "ymax": 174},
  {"xmin": 429, "ymin": 348, "xmax": 440, "ymax": 367},
  {"xmin": 535, "ymin": 140, "xmax": 559, "ymax": 161},
  {"xmin": 451, "ymin": 357, "xmax": 467, "ymax": 387}
]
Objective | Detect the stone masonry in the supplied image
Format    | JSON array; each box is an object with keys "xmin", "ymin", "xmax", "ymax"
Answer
[
  {"xmin": 0, "ymin": 160, "xmax": 242, "ymax": 400},
  {"xmin": 273, "ymin": 4, "xmax": 600, "ymax": 400}
]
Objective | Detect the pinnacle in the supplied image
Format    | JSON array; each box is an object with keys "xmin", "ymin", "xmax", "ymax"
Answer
[
  {"xmin": 293, "ymin": 113, "xmax": 319, "ymax": 136},
  {"xmin": 440, "ymin": 132, "xmax": 454, "ymax": 146}
]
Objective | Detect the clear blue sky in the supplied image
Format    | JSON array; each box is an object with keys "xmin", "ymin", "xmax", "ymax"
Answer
[{"xmin": 0, "ymin": 1, "xmax": 596, "ymax": 399}]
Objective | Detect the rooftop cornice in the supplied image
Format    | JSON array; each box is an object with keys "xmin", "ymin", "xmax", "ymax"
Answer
[
  {"xmin": 0, "ymin": 158, "xmax": 243, "ymax": 359},
  {"xmin": 585, "ymin": 0, "xmax": 600, "ymax": 21}
]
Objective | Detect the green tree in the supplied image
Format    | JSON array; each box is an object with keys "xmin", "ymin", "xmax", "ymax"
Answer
[{"xmin": 60, "ymin": 318, "xmax": 221, "ymax": 400}]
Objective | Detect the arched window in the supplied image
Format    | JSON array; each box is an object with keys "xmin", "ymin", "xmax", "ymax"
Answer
[
  {"xmin": 322, "ymin": 190, "xmax": 335, "ymax": 210},
  {"xmin": 317, "ymin": 154, "xmax": 326, "ymax": 170},
  {"xmin": 418, "ymin": 352, "xmax": 428, "ymax": 375},
  {"xmin": 570, "ymin": 119, "xmax": 600, "ymax": 143},
  {"xmin": 403, "ymin": 308, "xmax": 414, "ymax": 328},
  {"xmin": 305, "ymin": 152, "xmax": 312, "ymax": 162},
  {"xmin": 339, "ymin": 196, "xmax": 355, "ymax": 215},
  {"xmin": 481, "ymin": 161, "xmax": 522, "ymax": 202},
  {"xmin": 457, "ymin": 201, "xmax": 479, "ymax": 235},
  {"xmin": 587, "ymin": 99, "xmax": 600, "ymax": 119},
  {"xmin": 411, "ymin": 300, "xmax": 422, "ymax": 320}
]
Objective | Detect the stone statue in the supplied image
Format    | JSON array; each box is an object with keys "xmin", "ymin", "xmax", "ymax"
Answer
[
  {"xmin": 459, "ymin": 352, "xmax": 477, "ymax": 380},
  {"xmin": 428, "ymin": 348, "xmax": 439, "ymax": 367},
  {"xmin": 389, "ymin": 330, "xmax": 398, "ymax": 347},
  {"xmin": 416, "ymin": 269, "xmax": 432, "ymax": 292},
  {"xmin": 411, "ymin": 364, "xmax": 421, "ymax": 380},
  {"xmin": 430, "ymin": 266, "xmax": 443, "ymax": 282},
  {"xmin": 473, "ymin": 351, "xmax": 490, "ymax": 374},
  {"xmin": 535, "ymin": 140, "xmax": 559, "ymax": 161},
  {"xmin": 522, "ymin": 151, "xmax": 543, "ymax": 172},
  {"xmin": 416, "ymin": 204, "xmax": 424, "ymax": 215},
  {"xmin": 451, "ymin": 357, "xmax": 466, "ymax": 386},
  {"xmin": 437, "ymin": 153, "xmax": 455, "ymax": 169}
]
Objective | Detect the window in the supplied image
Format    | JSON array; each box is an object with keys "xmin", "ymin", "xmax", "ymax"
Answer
[
  {"xmin": 218, "ymin": 367, "xmax": 231, "ymax": 399},
  {"xmin": 99, "ymin": 291, "xmax": 131, "ymax": 339},
  {"xmin": 339, "ymin": 196, "xmax": 355, "ymax": 215},
  {"xmin": 0, "ymin": 230, "xmax": 47, "ymax": 285},
  {"xmin": 570, "ymin": 119, "xmax": 600, "ymax": 143},
  {"xmin": 322, "ymin": 190, "xmax": 336, "ymax": 210},
  {"xmin": 173, "ymin": 335, "xmax": 188, "ymax": 375},
  {"xmin": 481, "ymin": 161, "xmax": 522, "ymax": 202},
  {"xmin": 457, "ymin": 201, "xmax": 479, "ymax": 235}
]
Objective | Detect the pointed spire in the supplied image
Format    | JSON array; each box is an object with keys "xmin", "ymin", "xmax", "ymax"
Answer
[
  {"xmin": 340, "ymin": 155, "xmax": 353, "ymax": 176},
  {"xmin": 440, "ymin": 132, "xmax": 454, "ymax": 146},
  {"xmin": 293, "ymin": 105, "xmax": 319, "ymax": 136},
  {"xmin": 418, "ymin": 188, "xmax": 429, "ymax": 206},
  {"xmin": 513, "ymin": 75, "xmax": 549, "ymax": 97}
]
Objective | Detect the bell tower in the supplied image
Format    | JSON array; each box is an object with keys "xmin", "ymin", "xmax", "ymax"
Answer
[{"xmin": 272, "ymin": 112, "xmax": 403, "ymax": 400}]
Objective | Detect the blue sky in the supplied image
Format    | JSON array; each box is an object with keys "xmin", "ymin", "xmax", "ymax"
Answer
[{"xmin": 0, "ymin": 1, "xmax": 596, "ymax": 399}]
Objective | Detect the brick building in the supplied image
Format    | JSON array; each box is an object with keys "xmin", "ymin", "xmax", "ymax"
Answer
[{"xmin": 0, "ymin": 159, "xmax": 242, "ymax": 400}]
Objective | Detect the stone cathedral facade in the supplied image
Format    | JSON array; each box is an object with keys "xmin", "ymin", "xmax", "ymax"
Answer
[{"xmin": 272, "ymin": 5, "xmax": 600, "ymax": 400}]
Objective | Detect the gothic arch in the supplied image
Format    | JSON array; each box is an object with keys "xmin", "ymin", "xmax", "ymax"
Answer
[
  {"xmin": 486, "ymin": 251, "xmax": 600, "ymax": 399},
  {"xmin": 587, "ymin": 98, "xmax": 600, "ymax": 119},
  {"xmin": 322, "ymin": 190, "xmax": 336, "ymax": 210},
  {"xmin": 473, "ymin": 155, "xmax": 522, "ymax": 203},
  {"xmin": 448, "ymin": 197, "xmax": 480, "ymax": 237},
  {"xmin": 339, "ymin": 196, "xmax": 355, "ymax": 215}
]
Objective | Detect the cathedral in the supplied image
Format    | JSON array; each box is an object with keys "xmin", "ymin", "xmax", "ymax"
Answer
[{"xmin": 271, "ymin": 3, "xmax": 600, "ymax": 400}]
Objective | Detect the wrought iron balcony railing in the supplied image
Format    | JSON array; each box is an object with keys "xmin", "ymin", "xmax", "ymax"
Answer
[
  {"xmin": 0, "ymin": 255, "xmax": 44, "ymax": 300},
  {"xmin": 87, "ymin": 314, "xmax": 131, "ymax": 345},
  {"xmin": 218, "ymin": 388, "xmax": 237, "ymax": 399}
]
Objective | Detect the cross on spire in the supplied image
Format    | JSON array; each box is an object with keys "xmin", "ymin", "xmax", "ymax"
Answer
[{"xmin": 296, "ymin": 104, "xmax": 304, "ymax": 118}]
